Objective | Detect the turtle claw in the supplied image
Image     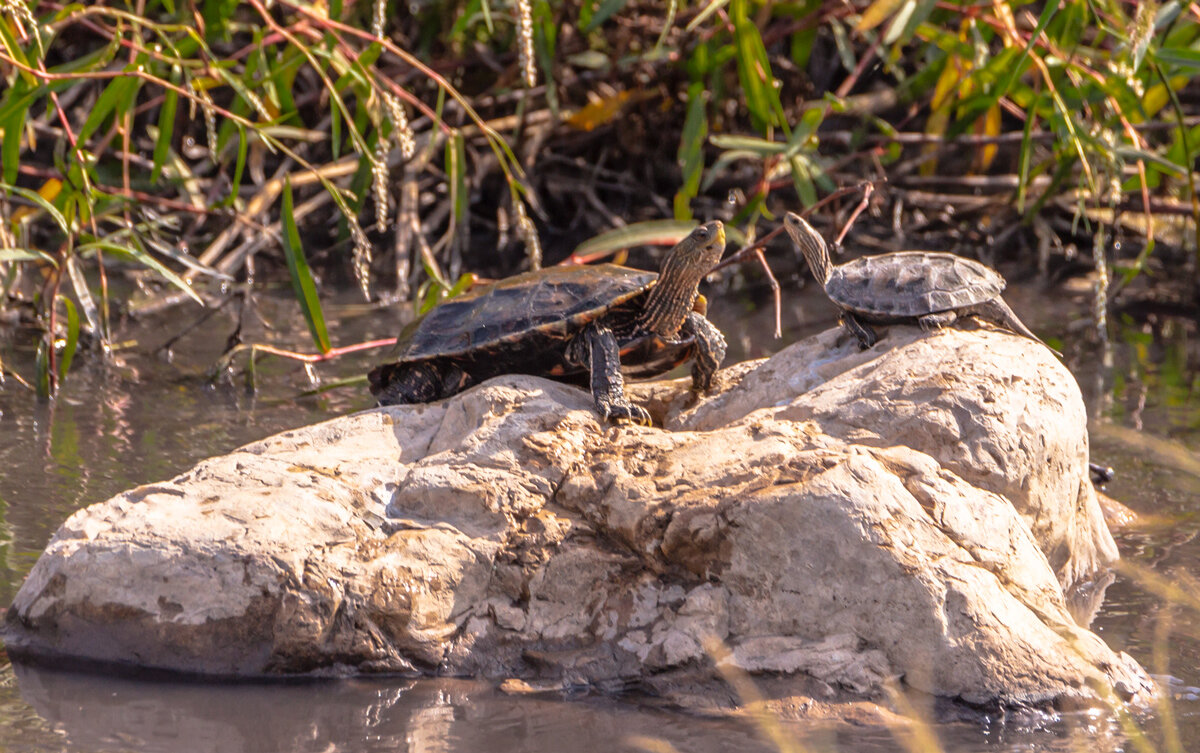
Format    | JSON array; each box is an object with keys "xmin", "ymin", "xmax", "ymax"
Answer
[{"xmin": 602, "ymin": 402, "xmax": 653, "ymax": 427}]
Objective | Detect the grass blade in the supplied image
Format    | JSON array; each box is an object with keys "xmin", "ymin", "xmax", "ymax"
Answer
[
  {"xmin": 78, "ymin": 240, "xmax": 202, "ymax": 306},
  {"xmin": 582, "ymin": 0, "xmax": 628, "ymax": 32},
  {"xmin": 686, "ymin": 0, "xmax": 730, "ymax": 32},
  {"xmin": 280, "ymin": 179, "xmax": 331, "ymax": 354},
  {"xmin": 76, "ymin": 73, "xmax": 141, "ymax": 146},
  {"xmin": 65, "ymin": 254, "xmax": 105, "ymax": 345},
  {"xmin": 0, "ymin": 99, "xmax": 29, "ymax": 185},
  {"xmin": 709, "ymin": 134, "xmax": 786, "ymax": 154},
  {"xmin": 1, "ymin": 182, "xmax": 70, "ymax": 233},
  {"xmin": 573, "ymin": 220, "xmax": 699, "ymax": 259},
  {"xmin": 674, "ymin": 83, "xmax": 708, "ymax": 220},
  {"xmin": 0, "ymin": 248, "xmax": 58, "ymax": 265},
  {"xmin": 446, "ymin": 130, "xmax": 467, "ymax": 223},
  {"xmin": 35, "ymin": 338, "xmax": 50, "ymax": 399},
  {"xmin": 731, "ymin": 0, "xmax": 786, "ymax": 132},
  {"xmin": 57, "ymin": 295, "xmax": 80, "ymax": 379},
  {"xmin": 151, "ymin": 87, "xmax": 179, "ymax": 183}
]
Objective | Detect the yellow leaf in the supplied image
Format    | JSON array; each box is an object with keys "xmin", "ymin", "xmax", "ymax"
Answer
[
  {"xmin": 990, "ymin": 0, "xmax": 1019, "ymax": 47},
  {"xmin": 930, "ymin": 54, "xmax": 965, "ymax": 110},
  {"xmin": 920, "ymin": 105, "xmax": 949, "ymax": 177},
  {"xmin": 11, "ymin": 179, "xmax": 63, "ymax": 224},
  {"xmin": 38, "ymin": 178, "xmax": 62, "ymax": 201},
  {"xmin": 976, "ymin": 102, "xmax": 1000, "ymax": 171},
  {"xmin": 857, "ymin": 0, "xmax": 907, "ymax": 32},
  {"xmin": 1142, "ymin": 75, "xmax": 1189, "ymax": 121},
  {"xmin": 565, "ymin": 90, "xmax": 633, "ymax": 131}
]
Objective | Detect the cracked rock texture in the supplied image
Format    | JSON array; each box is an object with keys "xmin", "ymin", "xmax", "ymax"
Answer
[{"xmin": 4, "ymin": 326, "xmax": 1150, "ymax": 710}]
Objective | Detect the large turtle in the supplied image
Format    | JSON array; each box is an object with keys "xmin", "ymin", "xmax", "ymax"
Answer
[
  {"xmin": 783, "ymin": 212, "xmax": 1055, "ymax": 354},
  {"xmin": 368, "ymin": 221, "xmax": 728, "ymax": 425}
]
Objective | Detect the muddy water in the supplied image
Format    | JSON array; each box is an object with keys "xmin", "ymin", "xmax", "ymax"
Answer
[{"xmin": 0, "ymin": 278, "xmax": 1198, "ymax": 753}]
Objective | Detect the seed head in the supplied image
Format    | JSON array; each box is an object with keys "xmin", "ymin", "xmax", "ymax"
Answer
[
  {"xmin": 516, "ymin": 0, "xmax": 536, "ymax": 88},
  {"xmin": 372, "ymin": 139, "xmax": 390, "ymax": 232}
]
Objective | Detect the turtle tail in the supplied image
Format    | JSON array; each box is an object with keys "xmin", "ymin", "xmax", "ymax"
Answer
[{"xmin": 973, "ymin": 298, "xmax": 1062, "ymax": 358}]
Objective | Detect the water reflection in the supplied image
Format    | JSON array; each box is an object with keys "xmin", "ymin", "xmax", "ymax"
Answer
[{"xmin": 8, "ymin": 665, "xmax": 803, "ymax": 753}]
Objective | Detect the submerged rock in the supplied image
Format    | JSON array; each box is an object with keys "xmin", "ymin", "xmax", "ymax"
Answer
[{"xmin": 4, "ymin": 326, "xmax": 1150, "ymax": 711}]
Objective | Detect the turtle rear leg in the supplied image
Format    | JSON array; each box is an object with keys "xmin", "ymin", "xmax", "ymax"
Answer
[
  {"xmin": 841, "ymin": 312, "xmax": 878, "ymax": 349},
  {"xmin": 368, "ymin": 360, "xmax": 471, "ymax": 406},
  {"xmin": 967, "ymin": 298, "xmax": 1062, "ymax": 358},
  {"xmin": 917, "ymin": 311, "xmax": 958, "ymax": 330},
  {"xmin": 682, "ymin": 311, "xmax": 726, "ymax": 393},
  {"xmin": 572, "ymin": 323, "xmax": 651, "ymax": 426}
]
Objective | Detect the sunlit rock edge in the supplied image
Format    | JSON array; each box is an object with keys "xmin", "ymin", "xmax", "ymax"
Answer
[{"xmin": 3, "ymin": 325, "xmax": 1152, "ymax": 718}]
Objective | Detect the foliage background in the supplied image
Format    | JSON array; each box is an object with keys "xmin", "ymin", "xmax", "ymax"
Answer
[{"xmin": 1, "ymin": 0, "xmax": 1197, "ymax": 393}]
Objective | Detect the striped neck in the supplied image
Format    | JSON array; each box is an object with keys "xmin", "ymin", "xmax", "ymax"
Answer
[
  {"xmin": 639, "ymin": 253, "xmax": 704, "ymax": 337},
  {"xmin": 786, "ymin": 215, "xmax": 833, "ymax": 285}
]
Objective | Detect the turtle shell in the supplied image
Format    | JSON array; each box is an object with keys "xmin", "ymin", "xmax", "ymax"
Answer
[
  {"xmin": 825, "ymin": 251, "xmax": 1004, "ymax": 318},
  {"xmin": 394, "ymin": 263, "xmax": 659, "ymax": 363}
]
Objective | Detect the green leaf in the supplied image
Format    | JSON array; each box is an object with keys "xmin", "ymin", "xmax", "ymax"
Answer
[
  {"xmin": 573, "ymin": 220, "xmax": 699, "ymax": 259},
  {"xmin": 786, "ymin": 107, "xmax": 824, "ymax": 155},
  {"xmin": 0, "ymin": 182, "xmax": 70, "ymax": 233},
  {"xmin": 0, "ymin": 16, "xmax": 34, "ymax": 86},
  {"xmin": 63, "ymin": 252, "xmax": 101, "ymax": 345},
  {"xmin": 1016, "ymin": 98, "xmax": 1038, "ymax": 212},
  {"xmin": 1, "ymin": 99, "xmax": 29, "ymax": 185},
  {"xmin": 674, "ymin": 83, "xmax": 708, "ymax": 220},
  {"xmin": 686, "ymin": 0, "xmax": 730, "ymax": 32},
  {"xmin": 331, "ymin": 98, "xmax": 342, "ymax": 159},
  {"xmin": 151, "ymin": 87, "xmax": 179, "ymax": 183},
  {"xmin": 789, "ymin": 154, "xmax": 817, "ymax": 207},
  {"xmin": 1153, "ymin": 46, "xmax": 1200, "ymax": 70},
  {"xmin": 35, "ymin": 337, "xmax": 50, "ymax": 399},
  {"xmin": 731, "ymin": 0, "xmax": 786, "ymax": 132},
  {"xmin": 228, "ymin": 124, "xmax": 248, "ymax": 204},
  {"xmin": 969, "ymin": 2, "xmax": 1058, "ymax": 127},
  {"xmin": 445, "ymin": 272, "xmax": 477, "ymax": 299},
  {"xmin": 481, "ymin": 0, "xmax": 494, "ymax": 33},
  {"xmin": 78, "ymin": 240, "xmax": 203, "ymax": 305},
  {"xmin": 280, "ymin": 179, "xmax": 331, "ymax": 354},
  {"xmin": 445, "ymin": 130, "xmax": 467, "ymax": 223},
  {"xmin": 58, "ymin": 295, "xmax": 80, "ymax": 379},
  {"xmin": 702, "ymin": 149, "xmax": 765, "ymax": 190},
  {"xmin": 0, "ymin": 247, "xmax": 58, "ymax": 265},
  {"xmin": 583, "ymin": 0, "xmax": 628, "ymax": 32},
  {"xmin": 76, "ymin": 72, "xmax": 141, "ymax": 146},
  {"xmin": 709, "ymin": 133, "xmax": 786, "ymax": 155}
]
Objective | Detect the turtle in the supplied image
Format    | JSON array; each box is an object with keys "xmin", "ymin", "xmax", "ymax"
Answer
[
  {"xmin": 368, "ymin": 221, "xmax": 728, "ymax": 425},
  {"xmin": 783, "ymin": 211, "xmax": 1057, "ymax": 355}
]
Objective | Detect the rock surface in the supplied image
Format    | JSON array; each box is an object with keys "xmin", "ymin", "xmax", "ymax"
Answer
[{"xmin": 4, "ymin": 325, "xmax": 1150, "ymax": 710}]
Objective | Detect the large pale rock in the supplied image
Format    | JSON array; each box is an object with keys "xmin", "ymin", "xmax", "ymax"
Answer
[{"xmin": 4, "ymin": 326, "xmax": 1149, "ymax": 711}]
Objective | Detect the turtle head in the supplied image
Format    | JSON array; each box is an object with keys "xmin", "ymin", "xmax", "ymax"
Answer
[
  {"xmin": 783, "ymin": 212, "xmax": 832, "ymax": 285},
  {"xmin": 641, "ymin": 221, "xmax": 726, "ymax": 337},
  {"xmin": 666, "ymin": 220, "xmax": 726, "ymax": 273}
]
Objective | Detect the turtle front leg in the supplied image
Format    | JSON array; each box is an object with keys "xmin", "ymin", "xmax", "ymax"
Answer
[
  {"xmin": 841, "ymin": 312, "xmax": 878, "ymax": 349},
  {"xmin": 681, "ymin": 311, "xmax": 726, "ymax": 393},
  {"xmin": 572, "ymin": 323, "xmax": 652, "ymax": 426}
]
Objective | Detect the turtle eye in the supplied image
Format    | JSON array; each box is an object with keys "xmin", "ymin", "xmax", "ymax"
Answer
[{"xmin": 696, "ymin": 226, "xmax": 710, "ymax": 240}]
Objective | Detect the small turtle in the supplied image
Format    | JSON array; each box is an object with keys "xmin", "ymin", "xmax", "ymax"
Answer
[
  {"xmin": 368, "ymin": 221, "xmax": 728, "ymax": 425},
  {"xmin": 783, "ymin": 212, "xmax": 1055, "ymax": 354}
]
